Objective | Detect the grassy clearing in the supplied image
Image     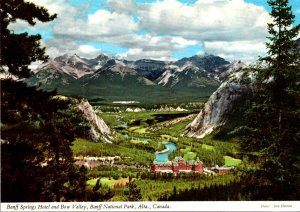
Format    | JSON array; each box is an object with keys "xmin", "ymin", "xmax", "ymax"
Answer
[
  {"xmin": 200, "ymin": 135, "xmax": 239, "ymax": 154},
  {"xmin": 130, "ymin": 139, "xmax": 148, "ymax": 144},
  {"xmin": 128, "ymin": 126, "xmax": 140, "ymax": 131},
  {"xmin": 153, "ymin": 119, "xmax": 195, "ymax": 137},
  {"xmin": 128, "ymin": 126, "xmax": 148, "ymax": 134},
  {"xmin": 161, "ymin": 134, "xmax": 178, "ymax": 142},
  {"xmin": 167, "ymin": 135, "xmax": 240, "ymax": 166},
  {"xmin": 99, "ymin": 113, "xmax": 121, "ymax": 127},
  {"xmin": 180, "ymin": 147, "xmax": 197, "ymax": 160},
  {"xmin": 134, "ymin": 127, "xmax": 148, "ymax": 134},
  {"xmin": 87, "ymin": 177, "xmax": 128, "ymax": 188},
  {"xmin": 122, "ymin": 112, "xmax": 156, "ymax": 122},
  {"xmin": 224, "ymin": 156, "xmax": 241, "ymax": 167},
  {"xmin": 122, "ymin": 111, "xmax": 193, "ymax": 122},
  {"xmin": 183, "ymin": 152, "xmax": 197, "ymax": 160},
  {"xmin": 180, "ymin": 146, "xmax": 192, "ymax": 154},
  {"xmin": 202, "ymin": 144, "xmax": 215, "ymax": 151},
  {"xmin": 72, "ymin": 138, "xmax": 154, "ymax": 165}
]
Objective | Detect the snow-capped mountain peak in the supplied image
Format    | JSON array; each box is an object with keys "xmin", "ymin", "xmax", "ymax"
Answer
[
  {"xmin": 35, "ymin": 54, "xmax": 93, "ymax": 79},
  {"xmin": 54, "ymin": 54, "xmax": 87, "ymax": 66}
]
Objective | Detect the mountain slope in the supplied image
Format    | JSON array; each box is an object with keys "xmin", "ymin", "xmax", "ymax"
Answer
[
  {"xmin": 185, "ymin": 40, "xmax": 300, "ymax": 138},
  {"xmin": 79, "ymin": 60, "xmax": 169, "ymax": 102},
  {"xmin": 76, "ymin": 99, "xmax": 112, "ymax": 142},
  {"xmin": 25, "ymin": 54, "xmax": 94, "ymax": 94},
  {"xmin": 26, "ymin": 53, "xmax": 241, "ymax": 103},
  {"xmin": 175, "ymin": 54, "xmax": 230, "ymax": 73},
  {"xmin": 132, "ymin": 59, "xmax": 167, "ymax": 81},
  {"xmin": 156, "ymin": 62, "xmax": 219, "ymax": 88},
  {"xmin": 184, "ymin": 71, "xmax": 252, "ymax": 138}
]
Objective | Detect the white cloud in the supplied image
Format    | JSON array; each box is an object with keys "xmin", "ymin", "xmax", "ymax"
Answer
[
  {"xmin": 137, "ymin": 0, "xmax": 270, "ymax": 41},
  {"xmin": 117, "ymin": 48, "xmax": 173, "ymax": 61},
  {"xmin": 110, "ymin": 35, "xmax": 198, "ymax": 60},
  {"xmin": 13, "ymin": 0, "xmax": 272, "ymax": 61},
  {"xmin": 97, "ymin": 0, "xmax": 270, "ymax": 61},
  {"xmin": 87, "ymin": 10, "xmax": 139, "ymax": 35},
  {"xmin": 26, "ymin": 0, "xmax": 68, "ymax": 15},
  {"xmin": 9, "ymin": 0, "xmax": 79, "ymax": 31},
  {"xmin": 42, "ymin": 38, "xmax": 83, "ymax": 58},
  {"xmin": 105, "ymin": 0, "xmax": 138, "ymax": 14},
  {"xmin": 204, "ymin": 40, "xmax": 267, "ymax": 61},
  {"xmin": 78, "ymin": 45, "xmax": 101, "ymax": 58}
]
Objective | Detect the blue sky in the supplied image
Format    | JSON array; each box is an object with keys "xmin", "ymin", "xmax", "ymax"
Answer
[{"xmin": 12, "ymin": 0, "xmax": 300, "ymax": 62}]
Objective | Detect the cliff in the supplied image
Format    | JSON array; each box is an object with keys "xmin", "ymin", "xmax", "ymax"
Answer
[
  {"xmin": 185, "ymin": 71, "xmax": 254, "ymax": 138},
  {"xmin": 76, "ymin": 100, "xmax": 112, "ymax": 143}
]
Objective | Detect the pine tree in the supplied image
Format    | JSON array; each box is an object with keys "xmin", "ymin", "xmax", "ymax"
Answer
[
  {"xmin": 0, "ymin": 1, "xmax": 91, "ymax": 202},
  {"xmin": 126, "ymin": 176, "xmax": 142, "ymax": 201},
  {"xmin": 1, "ymin": 0, "xmax": 56, "ymax": 78},
  {"xmin": 0, "ymin": 82, "xmax": 90, "ymax": 201},
  {"xmin": 241, "ymin": 0, "xmax": 300, "ymax": 200}
]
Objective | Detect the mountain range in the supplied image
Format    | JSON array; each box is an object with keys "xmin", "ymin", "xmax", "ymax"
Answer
[
  {"xmin": 185, "ymin": 39, "xmax": 300, "ymax": 138},
  {"xmin": 25, "ymin": 53, "xmax": 245, "ymax": 103}
]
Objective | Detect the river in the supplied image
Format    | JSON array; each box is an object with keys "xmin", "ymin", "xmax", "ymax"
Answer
[{"xmin": 155, "ymin": 142, "xmax": 177, "ymax": 163}]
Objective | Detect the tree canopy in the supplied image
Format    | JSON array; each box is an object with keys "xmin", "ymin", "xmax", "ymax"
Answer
[
  {"xmin": 241, "ymin": 0, "xmax": 300, "ymax": 200},
  {"xmin": 1, "ymin": 0, "xmax": 56, "ymax": 78},
  {"xmin": 0, "ymin": 1, "xmax": 93, "ymax": 202}
]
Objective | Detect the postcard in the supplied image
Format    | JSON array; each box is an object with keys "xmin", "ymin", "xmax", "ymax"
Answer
[{"xmin": 1, "ymin": 0, "xmax": 300, "ymax": 211}]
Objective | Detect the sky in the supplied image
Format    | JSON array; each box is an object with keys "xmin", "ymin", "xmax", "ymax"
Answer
[{"xmin": 9, "ymin": 0, "xmax": 300, "ymax": 62}]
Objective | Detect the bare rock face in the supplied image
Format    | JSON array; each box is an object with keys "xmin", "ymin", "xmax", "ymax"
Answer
[
  {"xmin": 185, "ymin": 71, "xmax": 252, "ymax": 138},
  {"xmin": 185, "ymin": 42, "xmax": 299, "ymax": 138},
  {"xmin": 77, "ymin": 100, "xmax": 112, "ymax": 143}
]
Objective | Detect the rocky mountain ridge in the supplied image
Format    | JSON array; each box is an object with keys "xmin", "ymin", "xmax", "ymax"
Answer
[
  {"xmin": 184, "ymin": 39, "xmax": 300, "ymax": 138},
  {"xmin": 52, "ymin": 96, "xmax": 113, "ymax": 142},
  {"xmin": 26, "ymin": 53, "xmax": 246, "ymax": 103},
  {"xmin": 184, "ymin": 70, "xmax": 253, "ymax": 138},
  {"xmin": 32, "ymin": 53, "xmax": 234, "ymax": 80},
  {"xmin": 35, "ymin": 54, "xmax": 94, "ymax": 79},
  {"xmin": 76, "ymin": 100, "xmax": 112, "ymax": 142}
]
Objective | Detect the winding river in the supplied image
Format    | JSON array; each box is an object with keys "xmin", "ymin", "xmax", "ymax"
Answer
[{"xmin": 155, "ymin": 142, "xmax": 177, "ymax": 163}]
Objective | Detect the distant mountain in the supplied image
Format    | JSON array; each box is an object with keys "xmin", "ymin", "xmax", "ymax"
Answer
[
  {"xmin": 79, "ymin": 59, "xmax": 161, "ymax": 102},
  {"xmin": 175, "ymin": 54, "xmax": 230, "ymax": 72},
  {"xmin": 186, "ymin": 40, "xmax": 300, "ymax": 138},
  {"xmin": 156, "ymin": 61, "xmax": 218, "ymax": 88},
  {"xmin": 132, "ymin": 59, "xmax": 167, "ymax": 81},
  {"xmin": 51, "ymin": 54, "xmax": 94, "ymax": 78},
  {"xmin": 83, "ymin": 53, "xmax": 111, "ymax": 70},
  {"xmin": 28, "ymin": 54, "xmax": 94, "ymax": 90},
  {"xmin": 26, "ymin": 53, "xmax": 244, "ymax": 103}
]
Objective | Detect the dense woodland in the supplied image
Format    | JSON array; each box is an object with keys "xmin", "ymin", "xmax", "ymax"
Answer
[{"xmin": 1, "ymin": 0, "xmax": 299, "ymax": 201}]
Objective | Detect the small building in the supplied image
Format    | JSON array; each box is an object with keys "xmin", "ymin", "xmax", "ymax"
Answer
[{"xmin": 150, "ymin": 157, "xmax": 204, "ymax": 174}]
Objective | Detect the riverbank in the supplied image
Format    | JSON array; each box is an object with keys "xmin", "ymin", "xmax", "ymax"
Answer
[
  {"xmin": 155, "ymin": 142, "xmax": 177, "ymax": 163},
  {"xmin": 155, "ymin": 142, "xmax": 170, "ymax": 154}
]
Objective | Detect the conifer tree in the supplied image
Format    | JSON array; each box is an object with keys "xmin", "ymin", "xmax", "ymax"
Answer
[
  {"xmin": 0, "ymin": 1, "xmax": 89, "ymax": 202},
  {"xmin": 241, "ymin": 0, "xmax": 300, "ymax": 200},
  {"xmin": 126, "ymin": 176, "xmax": 142, "ymax": 201},
  {"xmin": 1, "ymin": 0, "xmax": 56, "ymax": 78}
]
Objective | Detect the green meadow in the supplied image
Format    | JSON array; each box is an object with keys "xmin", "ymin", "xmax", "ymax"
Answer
[{"xmin": 73, "ymin": 107, "xmax": 243, "ymax": 201}]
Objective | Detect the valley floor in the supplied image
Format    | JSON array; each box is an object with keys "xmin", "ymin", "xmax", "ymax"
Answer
[{"xmin": 71, "ymin": 103, "xmax": 242, "ymax": 201}]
